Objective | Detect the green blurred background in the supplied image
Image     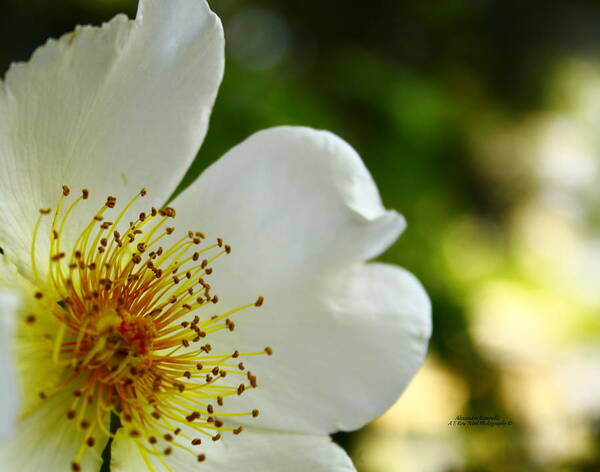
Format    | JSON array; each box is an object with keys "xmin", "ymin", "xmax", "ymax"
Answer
[{"xmin": 3, "ymin": 0, "xmax": 600, "ymax": 470}]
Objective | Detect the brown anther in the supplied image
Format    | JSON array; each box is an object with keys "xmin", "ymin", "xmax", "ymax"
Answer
[
  {"xmin": 71, "ymin": 461, "xmax": 81, "ymax": 472},
  {"xmin": 211, "ymin": 295, "xmax": 218, "ymax": 303},
  {"xmin": 233, "ymin": 426, "xmax": 243, "ymax": 435},
  {"xmin": 164, "ymin": 447, "xmax": 173, "ymax": 456},
  {"xmin": 163, "ymin": 434, "xmax": 173, "ymax": 442},
  {"xmin": 264, "ymin": 346, "xmax": 273, "ymax": 356},
  {"xmin": 159, "ymin": 207, "xmax": 177, "ymax": 218},
  {"xmin": 34, "ymin": 292, "xmax": 43, "ymax": 299},
  {"xmin": 149, "ymin": 436, "xmax": 157, "ymax": 445},
  {"xmin": 38, "ymin": 391, "xmax": 47, "ymax": 400},
  {"xmin": 205, "ymin": 268, "xmax": 214, "ymax": 275},
  {"xmin": 217, "ymin": 238, "xmax": 223, "ymax": 247},
  {"xmin": 62, "ymin": 185, "xmax": 71, "ymax": 196},
  {"xmin": 196, "ymin": 363, "xmax": 203, "ymax": 370},
  {"xmin": 105, "ymin": 196, "xmax": 117, "ymax": 208},
  {"xmin": 211, "ymin": 366, "xmax": 220, "ymax": 376},
  {"xmin": 238, "ymin": 362, "xmax": 245, "ymax": 371},
  {"xmin": 174, "ymin": 428, "xmax": 181, "ymax": 435},
  {"xmin": 183, "ymin": 371, "xmax": 192, "ymax": 379},
  {"xmin": 192, "ymin": 252, "xmax": 200, "ymax": 261},
  {"xmin": 25, "ymin": 314, "xmax": 36, "ymax": 324},
  {"xmin": 151, "ymin": 411, "xmax": 161, "ymax": 420},
  {"xmin": 196, "ymin": 297, "xmax": 204, "ymax": 304},
  {"xmin": 166, "ymin": 227, "xmax": 175, "ymax": 235},
  {"xmin": 217, "ymin": 396, "xmax": 224, "ymax": 406},
  {"xmin": 197, "ymin": 454, "xmax": 206, "ymax": 462},
  {"xmin": 214, "ymin": 419, "xmax": 224, "ymax": 428},
  {"xmin": 131, "ymin": 254, "xmax": 142, "ymax": 264},
  {"xmin": 193, "ymin": 237, "xmax": 201, "ymax": 244},
  {"xmin": 212, "ymin": 433, "xmax": 221, "ymax": 442},
  {"xmin": 255, "ymin": 296, "xmax": 264, "ymax": 307},
  {"xmin": 39, "ymin": 208, "xmax": 51, "ymax": 215},
  {"xmin": 225, "ymin": 244, "xmax": 232, "ymax": 254},
  {"xmin": 248, "ymin": 373, "xmax": 257, "ymax": 388},
  {"xmin": 140, "ymin": 187, "xmax": 147, "ymax": 197},
  {"xmin": 252, "ymin": 409, "xmax": 259, "ymax": 418},
  {"xmin": 181, "ymin": 321, "xmax": 189, "ymax": 328},
  {"xmin": 82, "ymin": 189, "xmax": 89, "ymax": 199},
  {"xmin": 201, "ymin": 260, "xmax": 208, "ymax": 269},
  {"xmin": 100, "ymin": 238, "xmax": 108, "ymax": 247},
  {"xmin": 172, "ymin": 276, "xmax": 180, "ymax": 284},
  {"xmin": 67, "ymin": 410, "xmax": 76, "ymax": 419},
  {"xmin": 237, "ymin": 384, "xmax": 245, "ymax": 395},
  {"xmin": 205, "ymin": 374, "xmax": 213, "ymax": 382},
  {"xmin": 232, "ymin": 350, "xmax": 240, "ymax": 359},
  {"xmin": 151, "ymin": 207, "xmax": 158, "ymax": 216},
  {"xmin": 123, "ymin": 413, "xmax": 133, "ymax": 423},
  {"xmin": 52, "ymin": 229, "xmax": 58, "ymax": 240},
  {"xmin": 73, "ymin": 390, "xmax": 82, "ymax": 397},
  {"xmin": 130, "ymin": 430, "xmax": 141, "ymax": 438},
  {"xmin": 86, "ymin": 437, "xmax": 96, "ymax": 447},
  {"xmin": 80, "ymin": 420, "xmax": 90, "ymax": 429},
  {"xmin": 100, "ymin": 222, "xmax": 111, "ymax": 230},
  {"xmin": 137, "ymin": 243, "xmax": 146, "ymax": 253},
  {"xmin": 192, "ymin": 438, "xmax": 202, "ymax": 446}
]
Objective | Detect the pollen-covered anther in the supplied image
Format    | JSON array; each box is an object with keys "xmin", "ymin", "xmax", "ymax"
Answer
[{"xmin": 28, "ymin": 186, "xmax": 271, "ymax": 468}]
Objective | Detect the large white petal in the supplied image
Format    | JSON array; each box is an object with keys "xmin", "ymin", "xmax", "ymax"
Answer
[
  {"xmin": 0, "ymin": 0, "xmax": 224, "ymax": 270},
  {"xmin": 169, "ymin": 127, "xmax": 429, "ymax": 434},
  {"xmin": 0, "ymin": 289, "xmax": 19, "ymax": 439},
  {"xmin": 171, "ymin": 126, "xmax": 405, "ymax": 295},
  {"xmin": 208, "ymin": 262, "xmax": 431, "ymax": 434},
  {"xmin": 112, "ymin": 427, "xmax": 356, "ymax": 472},
  {"xmin": 0, "ymin": 388, "xmax": 107, "ymax": 470}
]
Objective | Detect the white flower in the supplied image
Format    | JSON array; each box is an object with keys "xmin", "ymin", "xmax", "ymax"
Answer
[{"xmin": 0, "ymin": 0, "xmax": 431, "ymax": 471}]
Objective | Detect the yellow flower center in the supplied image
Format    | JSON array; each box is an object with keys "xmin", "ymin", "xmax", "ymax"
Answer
[{"xmin": 25, "ymin": 186, "xmax": 271, "ymax": 471}]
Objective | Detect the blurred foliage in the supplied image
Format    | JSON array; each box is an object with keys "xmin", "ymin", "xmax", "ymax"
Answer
[{"xmin": 3, "ymin": 0, "xmax": 600, "ymax": 471}]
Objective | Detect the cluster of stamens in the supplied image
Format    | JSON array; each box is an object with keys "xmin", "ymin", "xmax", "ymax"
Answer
[{"xmin": 25, "ymin": 186, "xmax": 271, "ymax": 471}]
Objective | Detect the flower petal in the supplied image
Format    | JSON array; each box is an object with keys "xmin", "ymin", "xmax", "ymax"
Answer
[
  {"xmin": 111, "ymin": 427, "xmax": 356, "ymax": 472},
  {"xmin": 0, "ymin": 0, "xmax": 224, "ymax": 270},
  {"xmin": 171, "ymin": 126, "xmax": 405, "ymax": 295},
  {"xmin": 210, "ymin": 262, "xmax": 431, "ymax": 434},
  {"xmin": 170, "ymin": 127, "xmax": 429, "ymax": 433},
  {"xmin": 0, "ymin": 388, "xmax": 107, "ymax": 470},
  {"xmin": 0, "ymin": 289, "xmax": 19, "ymax": 439}
]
